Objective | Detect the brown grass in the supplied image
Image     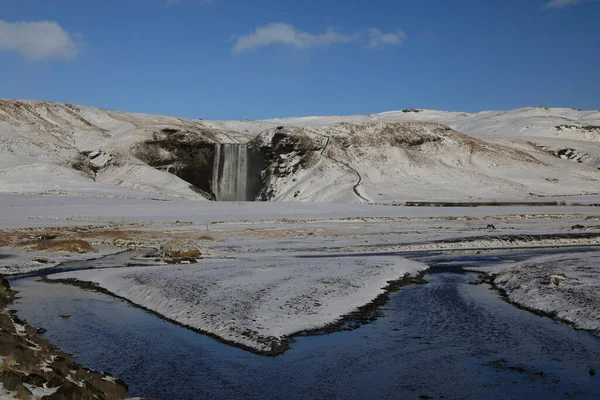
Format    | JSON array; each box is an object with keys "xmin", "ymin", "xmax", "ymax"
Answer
[
  {"xmin": 16, "ymin": 239, "xmax": 96, "ymax": 253},
  {"xmin": 163, "ymin": 248, "xmax": 201, "ymax": 258},
  {"xmin": 0, "ymin": 236, "xmax": 10, "ymax": 247},
  {"xmin": 77, "ymin": 230, "xmax": 150, "ymax": 240},
  {"xmin": 198, "ymin": 235, "xmax": 214, "ymax": 241},
  {"xmin": 0, "ymin": 355, "xmax": 16, "ymax": 372}
]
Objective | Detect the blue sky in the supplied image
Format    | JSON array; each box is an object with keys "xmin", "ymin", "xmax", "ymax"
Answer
[{"xmin": 1, "ymin": 0, "xmax": 599, "ymax": 119}]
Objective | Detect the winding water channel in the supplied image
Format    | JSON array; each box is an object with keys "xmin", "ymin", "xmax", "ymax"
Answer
[{"xmin": 8, "ymin": 248, "xmax": 600, "ymax": 400}]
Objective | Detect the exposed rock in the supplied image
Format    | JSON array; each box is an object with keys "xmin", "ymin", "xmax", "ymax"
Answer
[
  {"xmin": 0, "ymin": 274, "xmax": 132, "ymax": 399},
  {"xmin": 133, "ymin": 129, "xmax": 220, "ymax": 199},
  {"xmin": 0, "ymin": 275, "xmax": 15, "ymax": 307},
  {"xmin": 251, "ymin": 128, "xmax": 325, "ymax": 201},
  {"xmin": 556, "ymin": 124, "xmax": 600, "ymax": 132},
  {"xmin": 42, "ymin": 382, "xmax": 96, "ymax": 400}
]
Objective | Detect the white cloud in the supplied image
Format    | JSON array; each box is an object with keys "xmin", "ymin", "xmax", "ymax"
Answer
[
  {"xmin": 367, "ymin": 29, "xmax": 407, "ymax": 48},
  {"xmin": 545, "ymin": 0, "xmax": 585, "ymax": 8},
  {"xmin": 232, "ymin": 23, "xmax": 358, "ymax": 54},
  {"xmin": 0, "ymin": 20, "xmax": 79, "ymax": 61},
  {"xmin": 232, "ymin": 23, "xmax": 406, "ymax": 54}
]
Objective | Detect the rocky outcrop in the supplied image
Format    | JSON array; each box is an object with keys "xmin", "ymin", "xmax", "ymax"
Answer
[
  {"xmin": 133, "ymin": 128, "xmax": 220, "ymax": 199},
  {"xmin": 554, "ymin": 124, "xmax": 600, "ymax": 141},
  {"xmin": 250, "ymin": 127, "xmax": 326, "ymax": 201},
  {"xmin": 0, "ymin": 274, "xmax": 131, "ymax": 399},
  {"xmin": 0, "ymin": 275, "xmax": 15, "ymax": 307}
]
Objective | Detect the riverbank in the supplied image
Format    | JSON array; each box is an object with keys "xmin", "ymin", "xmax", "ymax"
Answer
[
  {"xmin": 0, "ymin": 274, "xmax": 131, "ymax": 400},
  {"xmin": 493, "ymin": 252, "xmax": 600, "ymax": 337},
  {"xmin": 44, "ymin": 255, "xmax": 427, "ymax": 355},
  {"xmin": 10, "ymin": 252, "xmax": 600, "ymax": 400}
]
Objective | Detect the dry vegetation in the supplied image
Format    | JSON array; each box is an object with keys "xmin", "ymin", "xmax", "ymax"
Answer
[
  {"xmin": 1, "ymin": 225, "xmax": 223, "ymax": 265},
  {"xmin": 77, "ymin": 230, "xmax": 147, "ymax": 240},
  {"xmin": 0, "ymin": 227, "xmax": 162, "ymax": 250},
  {"xmin": 161, "ymin": 236, "xmax": 205, "ymax": 263},
  {"xmin": 15, "ymin": 239, "xmax": 97, "ymax": 253},
  {"xmin": 163, "ymin": 248, "xmax": 202, "ymax": 259},
  {"xmin": 0, "ymin": 354, "xmax": 17, "ymax": 372},
  {"xmin": 0, "ymin": 236, "xmax": 10, "ymax": 247}
]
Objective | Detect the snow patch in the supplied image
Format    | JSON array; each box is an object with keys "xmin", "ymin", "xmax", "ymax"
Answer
[
  {"xmin": 50, "ymin": 255, "xmax": 427, "ymax": 353},
  {"xmin": 495, "ymin": 252, "xmax": 600, "ymax": 335}
]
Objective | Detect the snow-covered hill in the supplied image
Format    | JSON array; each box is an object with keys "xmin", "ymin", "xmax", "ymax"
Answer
[
  {"xmin": 249, "ymin": 122, "xmax": 600, "ymax": 203},
  {"xmin": 207, "ymin": 106, "xmax": 600, "ymax": 141},
  {"xmin": 1, "ymin": 99, "xmax": 599, "ymax": 203},
  {"xmin": 0, "ymin": 100, "xmax": 247, "ymax": 199}
]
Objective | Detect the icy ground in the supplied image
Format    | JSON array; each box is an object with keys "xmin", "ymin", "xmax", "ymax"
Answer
[
  {"xmin": 495, "ymin": 252, "xmax": 600, "ymax": 336},
  {"xmin": 3, "ymin": 193, "xmax": 600, "ymax": 354}
]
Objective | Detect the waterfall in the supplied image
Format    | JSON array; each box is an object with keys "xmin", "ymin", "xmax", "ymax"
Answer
[{"xmin": 212, "ymin": 143, "xmax": 249, "ymax": 201}]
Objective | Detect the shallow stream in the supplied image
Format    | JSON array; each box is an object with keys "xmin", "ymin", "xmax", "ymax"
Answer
[{"xmin": 9, "ymin": 248, "xmax": 600, "ymax": 400}]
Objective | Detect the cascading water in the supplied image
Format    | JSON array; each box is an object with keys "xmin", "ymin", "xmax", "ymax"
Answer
[{"xmin": 212, "ymin": 143, "xmax": 249, "ymax": 201}]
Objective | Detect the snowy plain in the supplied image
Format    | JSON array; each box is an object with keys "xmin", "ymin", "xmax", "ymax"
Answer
[{"xmin": 4, "ymin": 191, "xmax": 600, "ymax": 353}]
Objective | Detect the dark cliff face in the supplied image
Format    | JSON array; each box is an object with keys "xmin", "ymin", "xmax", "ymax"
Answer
[
  {"xmin": 250, "ymin": 128, "xmax": 324, "ymax": 201},
  {"xmin": 245, "ymin": 145, "xmax": 267, "ymax": 201},
  {"xmin": 133, "ymin": 127, "xmax": 321, "ymax": 202},
  {"xmin": 133, "ymin": 128, "xmax": 270, "ymax": 201},
  {"xmin": 133, "ymin": 128, "xmax": 219, "ymax": 199},
  {"xmin": 0, "ymin": 275, "xmax": 15, "ymax": 307}
]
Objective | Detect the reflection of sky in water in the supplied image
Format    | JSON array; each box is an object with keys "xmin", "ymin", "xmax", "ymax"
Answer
[{"xmin": 9, "ymin": 250, "xmax": 600, "ymax": 400}]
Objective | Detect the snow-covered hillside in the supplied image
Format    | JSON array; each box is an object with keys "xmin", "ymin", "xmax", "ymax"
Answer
[
  {"xmin": 249, "ymin": 121, "xmax": 600, "ymax": 203},
  {"xmin": 207, "ymin": 106, "xmax": 600, "ymax": 141},
  {"xmin": 1, "ymin": 99, "xmax": 599, "ymax": 203},
  {"xmin": 0, "ymin": 100, "xmax": 247, "ymax": 200}
]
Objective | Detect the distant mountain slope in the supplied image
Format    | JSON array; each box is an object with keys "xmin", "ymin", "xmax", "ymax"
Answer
[
  {"xmin": 1, "ymin": 99, "xmax": 599, "ymax": 202},
  {"xmin": 205, "ymin": 106, "xmax": 600, "ymax": 141},
  {"xmin": 250, "ymin": 122, "xmax": 600, "ymax": 203}
]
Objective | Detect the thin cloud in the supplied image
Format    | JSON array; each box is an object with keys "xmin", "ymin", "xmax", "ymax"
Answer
[
  {"xmin": 0, "ymin": 20, "xmax": 79, "ymax": 61},
  {"xmin": 545, "ymin": 0, "xmax": 586, "ymax": 8},
  {"xmin": 232, "ymin": 23, "xmax": 359, "ymax": 54},
  {"xmin": 367, "ymin": 29, "xmax": 407, "ymax": 49},
  {"xmin": 233, "ymin": 23, "xmax": 406, "ymax": 54}
]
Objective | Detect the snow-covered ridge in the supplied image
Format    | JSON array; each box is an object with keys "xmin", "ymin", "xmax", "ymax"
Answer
[
  {"xmin": 207, "ymin": 106, "xmax": 600, "ymax": 140},
  {"xmin": 2, "ymin": 99, "xmax": 600, "ymax": 203}
]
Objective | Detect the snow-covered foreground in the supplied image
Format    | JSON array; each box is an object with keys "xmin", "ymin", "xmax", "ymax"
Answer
[
  {"xmin": 3, "ymin": 193, "xmax": 600, "ymax": 354},
  {"xmin": 50, "ymin": 256, "xmax": 426, "ymax": 354},
  {"xmin": 495, "ymin": 253, "xmax": 600, "ymax": 336}
]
